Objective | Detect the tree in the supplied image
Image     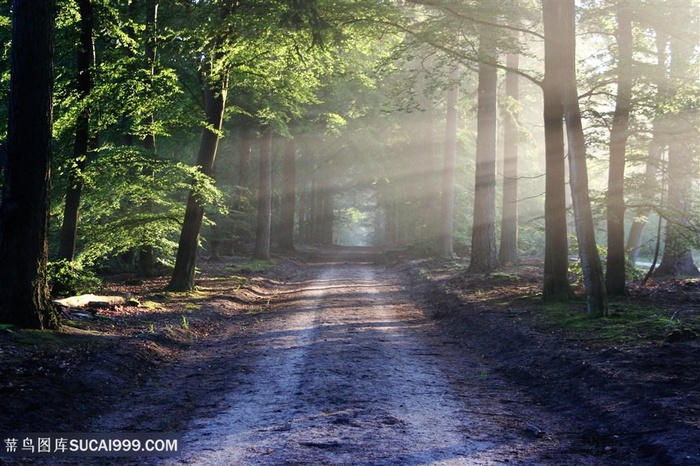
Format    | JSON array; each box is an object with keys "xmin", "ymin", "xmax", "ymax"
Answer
[
  {"xmin": 279, "ymin": 136, "xmax": 297, "ymax": 251},
  {"xmin": 439, "ymin": 66, "xmax": 460, "ymax": 258},
  {"xmin": 541, "ymin": 0, "xmax": 574, "ymax": 301},
  {"xmin": 167, "ymin": 51, "xmax": 228, "ymax": 291},
  {"xmin": 558, "ymin": 0, "xmax": 608, "ymax": 317},
  {"xmin": 498, "ymin": 51, "xmax": 520, "ymax": 267},
  {"xmin": 138, "ymin": 0, "xmax": 159, "ymax": 278},
  {"xmin": 468, "ymin": 28, "xmax": 499, "ymax": 273},
  {"xmin": 605, "ymin": 1, "xmax": 633, "ymax": 295},
  {"xmin": 0, "ymin": 0, "xmax": 60, "ymax": 329},
  {"xmin": 253, "ymin": 128, "xmax": 273, "ymax": 260},
  {"xmin": 58, "ymin": 0, "xmax": 94, "ymax": 262}
]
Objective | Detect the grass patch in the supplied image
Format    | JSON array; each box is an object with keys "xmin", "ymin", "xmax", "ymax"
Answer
[
  {"xmin": 12, "ymin": 330, "xmax": 63, "ymax": 346},
  {"xmin": 536, "ymin": 300, "xmax": 700, "ymax": 343},
  {"xmin": 227, "ymin": 259, "xmax": 275, "ymax": 274}
]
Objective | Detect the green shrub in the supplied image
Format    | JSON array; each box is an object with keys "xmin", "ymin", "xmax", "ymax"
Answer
[{"xmin": 48, "ymin": 260, "xmax": 102, "ymax": 297}]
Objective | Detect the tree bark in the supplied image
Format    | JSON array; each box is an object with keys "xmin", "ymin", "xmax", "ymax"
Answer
[
  {"xmin": 0, "ymin": 0, "xmax": 60, "ymax": 329},
  {"xmin": 279, "ymin": 137, "xmax": 297, "ymax": 251},
  {"xmin": 469, "ymin": 35, "xmax": 499, "ymax": 274},
  {"xmin": 58, "ymin": 0, "xmax": 93, "ymax": 262},
  {"xmin": 167, "ymin": 68, "xmax": 227, "ymax": 291},
  {"xmin": 253, "ymin": 128, "xmax": 273, "ymax": 260},
  {"xmin": 499, "ymin": 52, "xmax": 520, "ymax": 267},
  {"xmin": 559, "ymin": 0, "xmax": 608, "ymax": 317},
  {"xmin": 139, "ymin": 0, "xmax": 159, "ymax": 278},
  {"xmin": 439, "ymin": 66, "xmax": 460, "ymax": 258},
  {"xmin": 605, "ymin": 3, "xmax": 632, "ymax": 295},
  {"xmin": 541, "ymin": 0, "xmax": 574, "ymax": 301}
]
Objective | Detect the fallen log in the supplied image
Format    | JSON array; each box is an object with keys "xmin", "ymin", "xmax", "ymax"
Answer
[{"xmin": 53, "ymin": 294, "xmax": 126, "ymax": 309}]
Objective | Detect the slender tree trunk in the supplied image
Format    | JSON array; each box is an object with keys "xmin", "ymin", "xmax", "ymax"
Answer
[
  {"xmin": 542, "ymin": 0, "xmax": 574, "ymax": 301},
  {"xmin": 439, "ymin": 66, "xmax": 460, "ymax": 258},
  {"xmin": 279, "ymin": 137, "xmax": 297, "ymax": 251},
  {"xmin": 58, "ymin": 0, "xmax": 93, "ymax": 261},
  {"xmin": 605, "ymin": 3, "xmax": 633, "ymax": 295},
  {"xmin": 469, "ymin": 32, "xmax": 499, "ymax": 274},
  {"xmin": 560, "ymin": 0, "xmax": 608, "ymax": 317},
  {"xmin": 499, "ymin": 52, "xmax": 520, "ymax": 267},
  {"xmin": 253, "ymin": 128, "xmax": 272, "ymax": 260},
  {"xmin": 167, "ymin": 69, "xmax": 227, "ymax": 291},
  {"xmin": 0, "ymin": 0, "xmax": 59, "ymax": 329},
  {"xmin": 235, "ymin": 122, "xmax": 252, "ymax": 211},
  {"xmin": 139, "ymin": 0, "xmax": 159, "ymax": 278}
]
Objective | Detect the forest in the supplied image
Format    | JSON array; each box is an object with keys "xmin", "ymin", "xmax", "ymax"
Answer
[
  {"xmin": 0, "ymin": 0, "xmax": 699, "ymax": 464},
  {"xmin": 0, "ymin": 0, "xmax": 698, "ymax": 327}
]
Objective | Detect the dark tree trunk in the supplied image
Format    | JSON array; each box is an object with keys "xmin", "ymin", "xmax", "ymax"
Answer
[
  {"xmin": 560, "ymin": 0, "xmax": 608, "ymax": 317},
  {"xmin": 0, "ymin": 0, "xmax": 59, "ymax": 329},
  {"xmin": 605, "ymin": 3, "xmax": 633, "ymax": 295},
  {"xmin": 58, "ymin": 0, "xmax": 93, "ymax": 261},
  {"xmin": 279, "ymin": 137, "xmax": 297, "ymax": 251},
  {"xmin": 253, "ymin": 128, "xmax": 272, "ymax": 260},
  {"xmin": 139, "ymin": 0, "xmax": 159, "ymax": 278},
  {"xmin": 167, "ymin": 71, "xmax": 227, "ymax": 291},
  {"xmin": 468, "ymin": 35, "xmax": 499, "ymax": 274},
  {"xmin": 542, "ymin": 0, "xmax": 574, "ymax": 301},
  {"xmin": 499, "ymin": 52, "xmax": 520, "ymax": 267},
  {"xmin": 439, "ymin": 66, "xmax": 460, "ymax": 258}
]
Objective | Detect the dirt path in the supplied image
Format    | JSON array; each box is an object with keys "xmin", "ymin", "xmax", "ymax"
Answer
[
  {"xmin": 28, "ymin": 258, "xmax": 621, "ymax": 465},
  {"xmin": 167, "ymin": 264, "xmax": 493, "ymax": 465},
  {"xmin": 84, "ymin": 258, "xmax": 606, "ymax": 466}
]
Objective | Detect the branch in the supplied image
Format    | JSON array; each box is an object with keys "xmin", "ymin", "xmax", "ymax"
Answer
[
  {"xmin": 407, "ymin": 0, "xmax": 545, "ymax": 41},
  {"xmin": 372, "ymin": 18, "xmax": 543, "ymax": 87}
]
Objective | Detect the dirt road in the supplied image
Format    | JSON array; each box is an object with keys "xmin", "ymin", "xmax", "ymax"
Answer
[
  {"xmin": 167, "ymin": 264, "xmax": 494, "ymax": 465},
  {"xmin": 4, "ymin": 252, "xmax": 698, "ymax": 465},
  {"xmin": 94, "ymin": 258, "xmax": 603, "ymax": 466}
]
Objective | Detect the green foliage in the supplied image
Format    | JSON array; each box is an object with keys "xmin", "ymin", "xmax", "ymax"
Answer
[
  {"xmin": 50, "ymin": 145, "xmax": 226, "ymax": 267},
  {"xmin": 48, "ymin": 260, "xmax": 102, "ymax": 297}
]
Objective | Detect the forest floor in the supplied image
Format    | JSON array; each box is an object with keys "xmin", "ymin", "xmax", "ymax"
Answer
[{"xmin": 1, "ymin": 246, "xmax": 699, "ymax": 465}]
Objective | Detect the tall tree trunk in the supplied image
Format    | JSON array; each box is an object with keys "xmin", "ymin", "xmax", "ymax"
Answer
[
  {"xmin": 234, "ymin": 122, "xmax": 253, "ymax": 211},
  {"xmin": 439, "ymin": 66, "xmax": 460, "ymax": 258},
  {"xmin": 279, "ymin": 137, "xmax": 297, "ymax": 251},
  {"xmin": 0, "ymin": 0, "xmax": 59, "ymax": 329},
  {"xmin": 499, "ymin": 52, "xmax": 520, "ymax": 267},
  {"xmin": 253, "ymin": 128, "xmax": 272, "ymax": 259},
  {"xmin": 167, "ymin": 68, "xmax": 227, "ymax": 291},
  {"xmin": 469, "ymin": 35, "xmax": 499, "ymax": 273},
  {"xmin": 605, "ymin": 3, "xmax": 633, "ymax": 295},
  {"xmin": 541, "ymin": 0, "xmax": 574, "ymax": 301},
  {"xmin": 139, "ymin": 0, "xmax": 159, "ymax": 278},
  {"xmin": 655, "ymin": 33, "xmax": 700, "ymax": 278},
  {"xmin": 559, "ymin": 0, "xmax": 608, "ymax": 317},
  {"xmin": 58, "ymin": 0, "xmax": 93, "ymax": 261}
]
